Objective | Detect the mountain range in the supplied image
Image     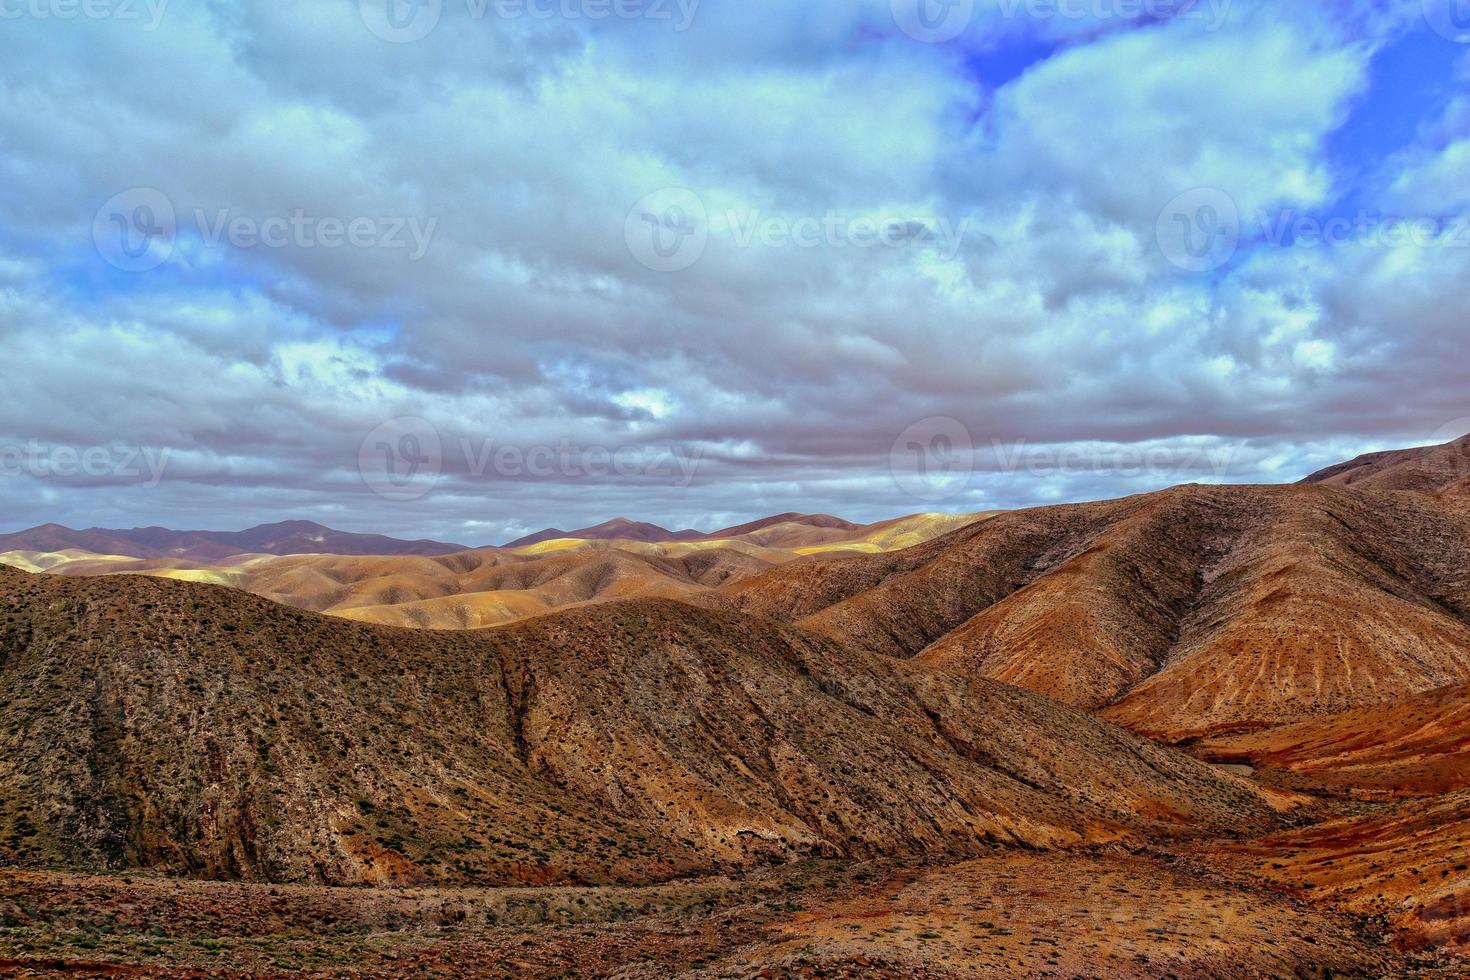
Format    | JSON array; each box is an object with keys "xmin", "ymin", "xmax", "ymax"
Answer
[
  {"xmin": 0, "ymin": 434, "xmax": 1468, "ymax": 974},
  {"xmin": 0, "ymin": 519, "xmax": 469, "ymax": 560}
]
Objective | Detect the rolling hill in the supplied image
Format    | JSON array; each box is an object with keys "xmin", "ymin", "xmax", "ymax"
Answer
[
  {"xmin": 1204, "ymin": 790, "xmax": 1470, "ymax": 953},
  {"xmin": 504, "ymin": 517, "xmax": 706, "ymax": 548},
  {"xmin": 0, "ymin": 563, "xmax": 1274, "ymax": 890},
  {"xmin": 1, "ymin": 511, "xmax": 994, "ymax": 631},
  {"xmin": 724, "ymin": 480, "xmax": 1470, "ymax": 740},
  {"xmin": 1194, "ymin": 683, "xmax": 1470, "ymax": 798},
  {"xmin": 5, "ymin": 439, "xmax": 1470, "ymax": 970},
  {"xmin": 1302, "ymin": 433, "xmax": 1470, "ymax": 495}
]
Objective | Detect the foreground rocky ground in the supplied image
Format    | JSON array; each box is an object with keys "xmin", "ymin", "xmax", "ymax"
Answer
[{"xmin": 1, "ymin": 848, "xmax": 1452, "ymax": 979}]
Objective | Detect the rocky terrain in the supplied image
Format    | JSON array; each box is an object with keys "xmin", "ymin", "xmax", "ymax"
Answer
[
  {"xmin": 727, "ymin": 482, "xmax": 1470, "ymax": 740},
  {"xmin": 1202, "ymin": 791, "xmax": 1470, "ymax": 954},
  {"xmin": 0, "ymin": 564, "xmax": 1273, "ymax": 893},
  {"xmin": 1302, "ymin": 433, "xmax": 1470, "ymax": 495},
  {"xmin": 0, "ymin": 512, "xmax": 990, "ymax": 632},
  {"xmin": 3, "ymin": 438, "xmax": 1470, "ymax": 975},
  {"xmin": 0, "ymin": 851, "xmax": 1424, "ymax": 978}
]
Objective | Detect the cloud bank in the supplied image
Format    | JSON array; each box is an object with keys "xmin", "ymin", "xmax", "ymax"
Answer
[{"xmin": 1, "ymin": 0, "xmax": 1467, "ymax": 543}]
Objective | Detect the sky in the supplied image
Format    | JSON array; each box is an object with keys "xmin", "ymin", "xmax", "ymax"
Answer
[{"xmin": 1, "ymin": 0, "xmax": 1468, "ymax": 546}]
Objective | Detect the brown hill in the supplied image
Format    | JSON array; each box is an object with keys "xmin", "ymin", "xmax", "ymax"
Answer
[
  {"xmin": 724, "ymin": 483, "xmax": 1470, "ymax": 740},
  {"xmin": 1194, "ymin": 683, "xmax": 1470, "ymax": 798},
  {"xmin": 1302, "ymin": 433, "xmax": 1470, "ymax": 495},
  {"xmin": 504, "ymin": 517, "xmax": 704, "ymax": 548},
  {"xmin": 0, "ymin": 565, "xmax": 1274, "ymax": 889},
  {"xmin": 3, "ymin": 513, "xmax": 991, "ymax": 632},
  {"xmin": 4, "ymin": 546, "xmax": 777, "ymax": 631},
  {"xmin": 0, "ymin": 850, "xmax": 1409, "ymax": 977},
  {"xmin": 1203, "ymin": 790, "xmax": 1470, "ymax": 953},
  {"xmin": 503, "ymin": 511, "xmax": 990, "ymax": 555},
  {"xmin": 244, "ymin": 547, "xmax": 774, "ymax": 629},
  {"xmin": 704, "ymin": 512, "xmax": 860, "ymax": 539}
]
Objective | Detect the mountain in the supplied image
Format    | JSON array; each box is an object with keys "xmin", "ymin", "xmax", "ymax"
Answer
[
  {"xmin": 1302, "ymin": 432, "xmax": 1470, "ymax": 495},
  {"xmin": 1195, "ymin": 682, "xmax": 1470, "ymax": 798},
  {"xmin": 504, "ymin": 517, "xmax": 705, "ymax": 548},
  {"xmin": 502, "ymin": 511, "xmax": 991, "ymax": 554},
  {"xmin": 0, "ymin": 520, "xmax": 468, "ymax": 560},
  {"xmin": 723, "ymin": 482, "xmax": 1470, "ymax": 740},
  {"xmin": 1204, "ymin": 789, "xmax": 1470, "ymax": 953},
  {"xmin": 2, "ymin": 513, "xmax": 995, "ymax": 632},
  {"xmin": 703, "ymin": 512, "xmax": 860, "ymax": 538},
  {"xmin": 8, "ymin": 441, "xmax": 1470, "ymax": 971},
  {"xmin": 0, "ymin": 564, "xmax": 1274, "ymax": 888},
  {"xmin": 258, "ymin": 546, "xmax": 775, "ymax": 630}
]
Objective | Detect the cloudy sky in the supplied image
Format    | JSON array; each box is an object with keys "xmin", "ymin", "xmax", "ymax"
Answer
[{"xmin": 1, "ymin": 0, "xmax": 1468, "ymax": 545}]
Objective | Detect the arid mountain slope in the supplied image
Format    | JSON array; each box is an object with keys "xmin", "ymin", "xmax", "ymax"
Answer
[
  {"xmin": 3, "ymin": 545, "xmax": 776, "ymax": 631},
  {"xmin": 505, "ymin": 517, "xmax": 705, "ymax": 548},
  {"xmin": 1194, "ymin": 683, "xmax": 1470, "ymax": 798},
  {"xmin": 725, "ymin": 482, "xmax": 1470, "ymax": 739},
  {"xmin": 1204, "ymin": 790, "xmax": 1470, "ymax": 953},
  {"xmin": 705, "ymin": 512, "xmax": 859, "ymax": 539},
  {"xmin": 0, "ymin": 564, "xmax": 1274, "ymax": 889},
  {"xmin": 1302, "ymin": 433, "xmax": 1470, "ymax": 495},
  {"xmin": 2, "ymin": 512, "xmax": 991, "ymax": 631}
]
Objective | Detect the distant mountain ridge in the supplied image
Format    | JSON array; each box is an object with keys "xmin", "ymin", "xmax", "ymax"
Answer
[
  {"xmin": 504, "ymin": 517, "xmax": 705, "ymax": 548},
  {"xmin": 0, "ymin": 520, "xmax": 468, "ymax": 560},
  {"xmin": 505, "ymin": 512, "xmax": 865, "ymax": 548},
  {"xmin": 1301, "ymin": 433, "xmax": 1470, "ymax": 495}
]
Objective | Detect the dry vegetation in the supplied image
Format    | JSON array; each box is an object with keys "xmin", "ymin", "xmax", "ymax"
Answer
[
  {"xmin": 3, "ymin": 439, "xmax": 1470, "ymax": 975},
  {"xmin": 0, "ymin": 851, "xmax": 1430, "ymax": 978}
]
